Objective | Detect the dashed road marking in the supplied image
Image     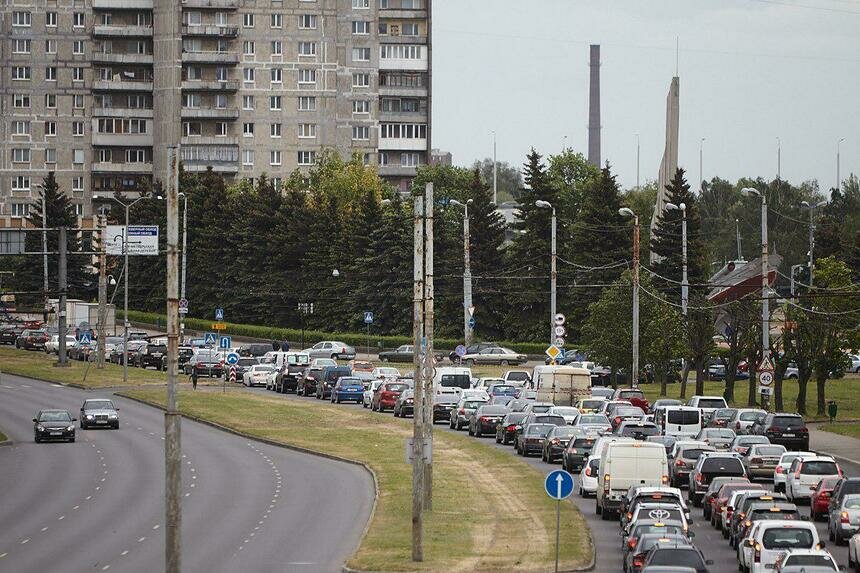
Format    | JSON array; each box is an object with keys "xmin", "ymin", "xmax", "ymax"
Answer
[
  {"xmin": 41, "ymin": 527, "xmax": 48, "ymax": 532},
  {"xmin": 138, "ymin": 537, "xmax": 146, "ymax": 543},
  {"xmin": 121, "ymin": 550, "xmax": 129, "ymax": 556},
  {"xmin": 102, "ymin": 565, "xmax": 110, "ymax": 570},
  {"xmin": 20, "ymin": 538, "xmax": 29, "ymax": 545},
  {"xmin": 58, "ymin": 515, "xmax": 65, "ymax": 521},
  {"xmin": 152, "ymin": 524, "xmax": 160, "ymax": 530}
]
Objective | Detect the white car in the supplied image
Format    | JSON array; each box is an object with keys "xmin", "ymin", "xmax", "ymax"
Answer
[
  {"xmin": 728, "ymin": 408, "xmax": 767, "ymax": 435},
  {"xmin": 372, "ymin": 367, "xmax": 401, "ymax": 380},
  {"xmin": 460, "ymin": 347, "xmax": 528, "ymax": 366},
  {"xmin": 742, "ymin": 520, "xmax": 821, "ymax": 573},
  {"xmin": 363, "ymin": 379, "xmax": 384, "ymax": 408},
  {"xmin": 786, "ymin": 456, "xmax": 841, "ymax": 502},
  {"xmin": 773, "ymin": 451, "xmax": 816, "ymax": 492},
  {"xmin": 45, "ymin": 334, "xmax": 77, "ymax": 354},
  {"xmin": 578, "ymin": 456, "xmax": 599, "ymax": 497},
  {"xmin": 547, "ymin": 406, "xmax": 580, "ymax": 425},
  {"xmin": 473, "ymin": 377, "xmax": 504, "ymax": 390},
  {"xmin": 723, "ymin": 488, "xmax": 763, "ymax": 533},
  {"xmin": 243, "ymin": 364, "xmax": 276, "ymax": 387},
  {"xmin": 460, "ymin": 388, "xmax": 490, "ymax": 401},
  {"xmin": 849, "ymin": 533, "xmax": 860, "ymax": 570},
  {"xmin": 687, "ymin": 395, "xmax": 728, "ymax": 421},
  {"xmin": 775, "ymin": 549, "xmax": 838, "ymax": 572}
]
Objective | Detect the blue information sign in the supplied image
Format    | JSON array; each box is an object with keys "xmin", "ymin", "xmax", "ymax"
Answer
[{"xmin": 544, "ymin": 470, "xmax": 574, "ymax": 500}]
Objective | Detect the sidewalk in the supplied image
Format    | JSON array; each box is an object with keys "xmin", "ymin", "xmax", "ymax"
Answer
[{"xmin": 809, "ymin": 426, "xmax": 860, "ymax": 465}]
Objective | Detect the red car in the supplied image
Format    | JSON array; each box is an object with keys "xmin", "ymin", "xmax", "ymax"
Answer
[
  {"xmin": 810, "ymin": 476, "xmax": 841, "ymax": 521},
  {"xmin": 612, "ymin": 388, "xmax": 651, "ymax": 413},
  {"xmin": 371, "ymin": 381, "xmax": 410, "ymax": 412}
]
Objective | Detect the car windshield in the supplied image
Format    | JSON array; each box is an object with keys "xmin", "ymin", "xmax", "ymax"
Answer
[
  {"xmin": 844, "ymin": 496, "xmax": 860, "ymax": 509},
  {"xmin": 85, "ymin": 400, "xmax": 114, "ymax": 410},
  {"xmin": 783, "ymin": 555, "xmax": 835, "ymax": 568},
  {"xmin": 761, "ymin": 528, "xmax": 815, "ymax": 549},
  {"xmin": 648, "ymin": 549, "xmax": 704, "ymax": 570},
  {"xmin": 386, "ymin": 384, "xmax": 408, "ymax": 392},
  {"xmin": 698, "ymin": 398, "xmax": 727, "ymax": 409},
  {"xmin": 772, "ymin": 416, "xmax": 804, "ymax": 427},
  {"xmin": 526, "ymin": 424, "xmax": 554, "ymax": 436},
  {"xmin": 668, "ymin": 410, "xmax": 700, "ymax": 425},
  {"xmin": 801, "ymin": 461, "xmax": 839, "ymax": 475},
  {"xmin": 552, "ymin": 407, "xmax": 578, "ymax": 416},
  {"xmin": 40, "ymin": 411, "xmax": 71, "ymax": 422},
  {"xmin": 579, "ymin": 415, "xmax": 609, "ymax": 424},
  {"xmin": 740, "ymin": 411, "xmax": 762, "ymax": 421},
  {"xmin": 491, "ymin": 385, "xmax": 516, "ymax": 396},
  {"xmin": 753, "ymin": 446, "xmax": 786, "ymax": 456}
]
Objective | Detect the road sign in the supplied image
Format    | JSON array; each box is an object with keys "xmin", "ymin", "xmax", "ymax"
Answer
[
  {"xmin": 406, "ymin": 437, "xmax": 433, "ymax": 464},
  {"xmin": 454, "ymin": 344, "xmax": 467, "ymax": 357},
  {"xmin": 79, "ymin": 331, "xmax": 92, "ymax": 345},
  {"xmin": 554, "ymin": 337, "xmax": 566, "ymax": 347},
  {"xmin": 544, "ymin": 469, "xmax": 574, "ymax": 500},
  {"xmin": 554, "ymin": 325, "xmax": 566, "ymax": 337},
  {"xmin": 554, "ymin": 313, "xmax": 566, "ymax": 326},
  {"xmin": 219, "ymin": 336, "xmax": 231, "ymax": 350},
  {"xmin": 758, "ymin": 354, "xmax": 775, "ymax": 373},
  {"xmin": 204, "ymin": 332, "xmax": 217, "ymax": 345},
  {"xmin": 468, "ymin": 317, "xmax": 476, "ymax": 329},
  {"xmin": 215, "ymin": 308, "xmax": 224, "ymax": 321},
  {"xmin": 363, "ymin": 311, "xmax": 374, "ymax": 325},
  {"xmin": 105, "ymin": 225, "xmax": 159, "ymax": 256},
  {"xmin": 225, "ymin": 352, "xmax": 239, "ymax": 365},
  {"xmin": 545, "ymin": 345, "xmax": 563, "ymax": 360},
  {"xmin": 229, "ymin": 366, "xmax": 237, "ymax": 383},
  {"xmin": 468, "ymin": 305, "xmax": 476, "ymax": 317},
  {"xmin": 179, "ymin": 298, "xmax": 189, "ymax": 315},
  {"xmin": 212, "ymin": 323, "xmax": 227, "ymax": 330}
]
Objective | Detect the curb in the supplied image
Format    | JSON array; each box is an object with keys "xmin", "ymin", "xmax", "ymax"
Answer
[{"xmin": 116, "ymin": 392, "xmax": 381, "ymax": 570}]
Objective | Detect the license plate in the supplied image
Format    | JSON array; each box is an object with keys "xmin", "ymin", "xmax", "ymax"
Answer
[
  {"xmin": 50, "ymin": 431, "xmax": 62, "ymax": 436},
  {"xmin": 782, "ymin": 433, "xmax": 795, "ymax": 437},
  {"xmin": 96, "ymin": 420, "xmax": 107, "ymax": 424}
]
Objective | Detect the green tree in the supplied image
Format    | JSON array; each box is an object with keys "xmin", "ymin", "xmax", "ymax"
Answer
[
  {"xmin": 581, "ymin": 272, "xmax": 635, "ymax": 386},
  {"xmin": 714, "ymin": 296, "xmax": 759, "ymax": 404},
  {"xmin": 472, "ymin": 158, "xmax": 523, "ymax": 203},
  {"xmin": 642, "ymin": 300, "xmax": 686, "ymax": 396}
]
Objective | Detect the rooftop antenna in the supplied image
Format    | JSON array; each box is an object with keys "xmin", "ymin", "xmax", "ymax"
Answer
[{"xmin": 735, "ymin": 218, "xmax": 744, "ymax": 261}]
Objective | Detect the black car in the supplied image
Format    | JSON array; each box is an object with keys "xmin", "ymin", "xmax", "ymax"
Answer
[
  {"xmin": 138, "ymin": 343, "xmax": 167, "ymax": 370},
  {"xmin": 513, "ymin": 414, "xmax": 566, "ymax": 447},
  {"xmin": 0, "ymin": 324, "xmax": 24, "ymax": 345},
  {"xmin": 641, "ymin": 542, "xmax": 711, "ymax": 573},
  {"xmin": 468, "ymin": 404, "xmax": 507, "ymax": 437},
  {"xmin": 273, "ymin": 353, "xmax": 310, "ymax": 393},
  {"xmin": 16, "ymin": 329, "xmax": 48, "ymax": 350},
  {"xmin": 33, "ymin": 409, "xmax": 77, "ymax": 442},
  {"xmin": 542, "ymin": 426, "xmax": 582, "ymax": 463},
  {"xmin": 80, "ymin": 398, "xmax": 120, "ymax": 429},
  {"xmin": 516, "ymin": 423, "xmax": 555, "ymax": 456},
  {"xmin": 393, "ymin": 389, "xmax": 415, "ymax": 417},
  {"xmin": 238, "ymin": 343, "xmax": 272, "ymax": 358},
  {"xmin": 300, "ymin": 367, "xmax": 324, "ymax": 396},
  {"xmin": 750, "ymin": 413, "xmax": 809, "ymax": 450},
  {"xmin": 316, "ymin": 366, "xmax": 351, "ymax": 400},
  {"xmin": 562, "ymin": 434, "xmax": 597, "ymax": 472},
  {"xmin": 432, "ymin": 394, "xmax": 459, "ymax": 423},
  {"xmin": 496, "ymin": 412, "xmax": 529, "ymax": 445}
]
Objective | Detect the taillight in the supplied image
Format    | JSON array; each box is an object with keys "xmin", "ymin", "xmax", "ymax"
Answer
[
  {"xmin": 775, "ymin": 466, "xmax": 784, "ymax": 474},
  {"xmin": 798, "ymin": 427, "xmax": 808, "ymax": 433},
  {"xmin": 727, "ymin": 508, "xmax": 734, "ymax": 518},
  {"xmin": 736, "ymin": 421, "xmax": 742, "ymax": 430},
  {"xmin": 675, "ymin": 459, "xmax": 686, "ymax": 467},
  {"xmin": 507, "ymin": 424, "xmax": 516, "ymax": 431},
  {"xmin": 754, "ymin": 543, "xmax": 762, "ymax": 563},
  {"xmin": 614, "ymin": 416, "xmax": 621, "ymax": 426},
  {"xmin": 584, "ymin": 467, "xmax": 592, "ymax": 477},
  {"xmin": 479, "ymin": 416, "xmax": 488, "ymax": 422},
  {"xmin": 695, "ymin": 473, "xmax": 703, "ymax": 483},
  {"xmin": 842, "ymin": 511, "xmax": 850, "ymax": 524},
  {"xmin": 459, "ymin": 408, "xmax": 465, "ymax": 414},
  {"xmin": 603, "ymin": 473, "xmax": 610, "ymax": 492},
  {"xmin": 627, "ymin": 537, "xmax": 637, "ymax": 550},
  {"xmin": 661, "ymin": 475, "xmax": 669, "ymax": 484},
  {"xmin": 632, "ymin": 554, "xmax": 645, "ymax": 569}
]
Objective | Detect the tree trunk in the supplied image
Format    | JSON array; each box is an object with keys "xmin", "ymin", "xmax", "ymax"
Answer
[
  {"xmin": 694, "ymin": 357, "xmax": 705, "ymax": 399},
  {"xmin": 774, "ymin": 371, "xmax": 784, "ymax": 412},
  {"xmin": 659, "ymin": 368, "xmax": 667, "ymax": 397},
  {"xmin": 796, "ymin": 373, "xmax": 809, "ymax": 415},
  {"xmin": 611, "ymin": 368, "xmax": 618, "ymax": 390},
  {"xmin": 724, "ymin": 372, "xmax": 735, "ymax": 404},
  {"xmin": 815, "ymin": 368, "xmax": 827, "ymax": 417},
  {"xmin": 680, "ymin": 360, "xmax": 690, "ymax": 400},
  {"xmin": 747, "ymin": 364, "xmax": 758, "ymax": 407}
]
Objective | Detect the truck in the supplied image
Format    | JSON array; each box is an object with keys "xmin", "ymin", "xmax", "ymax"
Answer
[
  {"xmin": 272, "ymin": 352, "xmax": 310, "ymax": 393},
  {"xmin": 534, "ymin": 365, "xmax": 592, "ymax": 406}
]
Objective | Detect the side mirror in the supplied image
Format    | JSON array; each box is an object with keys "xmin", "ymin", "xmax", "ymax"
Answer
[
  {"xmin": 32, "ymin": 418, "xmax": 38, "ymax": 423},
  {"xmin": 818, "ymin": 541, "xmax": 826, "ymax": 549},
  {"xmin": 687, "ymin": 531, "xmax": 695, "ymax": 538},
  {"xmin": 705, "ymin": 560, "xmax": 714, "ymax": 565},
  {"xmin": 72, "ymin": 417, "xmax": 78, "ymax": 422},
  {"xmin": 115, "ymin": 407, "xmax": 120, "ymax": 411}
]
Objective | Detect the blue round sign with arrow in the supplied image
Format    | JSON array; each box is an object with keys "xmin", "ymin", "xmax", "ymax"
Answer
[
  {"xmin": 544, "ymin": 469, "xmax": 574, "ymax": 500},
  {"xmin": 225, "ymin": 352, "xmax": 240, "ymax": 366}
]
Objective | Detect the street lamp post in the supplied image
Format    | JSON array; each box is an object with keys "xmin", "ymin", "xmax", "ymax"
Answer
[
  {"xmin": 449, "ymin": 199, "xmax": 474, "ymax": 346},
  {"xmin": 492, "ymin": 131, "xmax": 498, "ymax": 205},
  {"xmin": 790, "ymin": 264, "xmax": 803, "ymax": 301},
  {"xmin": 699, "ymin": 138, "xmax": 705, "ymax": 193},
  {"xmin": 800, "ymin": 200, "xmax": 827, "ymax": 286},
  {"xmin": 619, "ymin": 207, "xmax": 639, "ymax": 387},
  {"xmin": 741, "ymin": 187, "xmax": 769, "ymax": 407},
  {"xmin": 665, "ymin": 202, "xmax": 688, "ymax": 315},
  {"xmin": 535, "ymin": 200, "xmax": 556, "ymax": 346},
  {"xmin": 837, "ymin": 138, "xmax": 845, "ymax": 191}
]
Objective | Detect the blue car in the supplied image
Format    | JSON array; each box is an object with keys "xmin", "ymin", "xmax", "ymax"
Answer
[{"xmin": 331, "ymin": 377, "xmax": 365, "ymax": 404}]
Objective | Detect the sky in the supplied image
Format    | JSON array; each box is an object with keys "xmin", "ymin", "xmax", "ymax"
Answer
[{"xmin": 431, "ymin": 0, "xmax": 860, "ymax": 192}]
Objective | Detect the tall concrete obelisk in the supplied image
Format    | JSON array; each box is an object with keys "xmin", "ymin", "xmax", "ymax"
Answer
[
  {"xmin": 588, "ymin": 45, "xmax": 601, "ymax": 167},
  {"xmin": 650, "ymin": 76, "xmax": 681, "ymax": 262}
]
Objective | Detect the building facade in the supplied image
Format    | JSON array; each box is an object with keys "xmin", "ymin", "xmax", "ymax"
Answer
[{"xmin": 0, "ymin": 0, "xmax": 430, "ymax": 226}]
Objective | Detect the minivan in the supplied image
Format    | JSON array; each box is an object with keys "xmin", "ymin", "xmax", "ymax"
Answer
[
  {"xmin": 656, "ymin": 406, "xmax": 702, "ymax": 438},
  {"xmin": 597, "ymin": 441, "xmax": 668, "ymax": 518}
]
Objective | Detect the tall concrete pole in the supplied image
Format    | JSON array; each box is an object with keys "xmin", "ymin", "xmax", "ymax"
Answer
[
  {"xmin": 411, "ymin": 192, "xmax": 425, "ymax": 562},
  {"xmin": 550, "ymin": 208, "xmax": 557, "ymax": 346},
  {"xmin": 492, "ymin": 132, "xmax": 497, "ymax": 205},
  {"xmin": 761, "ymin": 193, "xmax": 769, "ymax": 407},
  {"xmin": 632, "ymin": 216, "xmax": 640, "ymax": 388},
  {"xmin": 180, "ymin": 193, "xmax": 187, "ymax": 341},
  {"xmin": 97, "ymin": 213, "xmax": 107, "ymax": 368},
  {"xmin": 587, "ymin": 45, "xmax": 601, "ymax": 167},
  {"xmin": 123, "ymin": 203, "xmax": 130, "ymax": 385},
  {"xmin": 41, "ymin": 194, "xmax": 49, "ymax": 322},
  {"xmin": 680, "ymin": 204, "xmax": 688, "ymax": 316},
  {"xmin": 56, "ymin": 227, "xmax": 68, "ymax": 366},
  {"xmin": 165, "ymin": 146, "xmax": 182, "ymax": 573},
  {"xmin": 422, "ymin": 182, "xmax": 434, "ymax": 510},
  {"xmin": 451, "ymin": 199, "xmax": 473, "ymax": 346}
]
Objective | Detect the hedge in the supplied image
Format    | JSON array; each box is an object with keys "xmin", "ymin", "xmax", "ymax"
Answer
[{"xmin": 120, "ymin": 310, "xmax": 554, "ymax": 355}]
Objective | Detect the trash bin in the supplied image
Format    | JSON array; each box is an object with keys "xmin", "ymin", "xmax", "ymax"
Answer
[{"xmin": 827, "ymin": 400, "xmax": 838, "ymax": 423}]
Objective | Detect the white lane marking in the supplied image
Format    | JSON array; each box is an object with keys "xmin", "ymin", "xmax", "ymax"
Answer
[
  {"xmin": 138, "ymin": 537, "xmax": 146, "ymax": 543},
  {"xmin": 86, "ymin": 496, "xmax": 92, "ymax": 500},
  {"xmin": 0, "ymin": 552, "xmax": 7, "ymax": 558},
  {"xmin": 152, "ymin": 524, "xmax": 160, "ymax": 530},
  {"xmin": 41, "ymin": 527, "xmax": 48, "ymax": 532},
  {"xmin": 102, "ymin": 565, "xmax": 110, "ymax": 570},
  {"xmin": 51, "ymin": 384, "xmax": 62, "ymax": 388},
  {"xmin": 21, "ymin": 384, "xmax": 30, "ymax": 388},
  {"xmin": 184, "ymin": 493, "xmax": 190, "ymax": 497},
  {"xmin": 20, "ymin": 538, "xmax": 29, "ymax": 545},
  {"xmin": 58, "ymin": 515, "xmax": 65, "ymax": 520},
  {"xmin": 73, "ymin": 505, "xmax": 79, "ymax": 510},
  {"xmin": 121, "ymin": 550, "xmax": 129, "ymax": 556}
]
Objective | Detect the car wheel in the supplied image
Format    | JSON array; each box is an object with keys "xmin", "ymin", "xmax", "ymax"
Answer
[
  {"xmin": 330, "ymin": 354, "xmax": 338, "ymax": 360},
  {"xmin": 496, "ymin": 435, "xmax": 501, "ymax": 444},
  {"xmin": 69, "ymin": 437, "xmax": 75, "ymax": 443},
  {"xmin": 466, "ymin": 359, "xmax": 475, "ymax": 366},
  {"xmin": 380, "ymin": 357, "xmax": 387, "ymax": 363},
  {"xmin": 475, "ymin": 427, "xmax": 482, "ymax": 438},
  {"xmin": 595, "ymin": 502, "xmax": 602, "ymax": 515},
  {"xmin": 34, "ymin": 434, "xmax": 40, "ymax": 443},
  {"xmin": 500, "ymin": 360, "xmax": 509, "ymax": 366}
]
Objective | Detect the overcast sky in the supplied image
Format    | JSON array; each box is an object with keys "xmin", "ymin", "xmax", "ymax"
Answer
[{"xmin": 432, "ymin": 0, "xmax": 859, "ymax": 192}]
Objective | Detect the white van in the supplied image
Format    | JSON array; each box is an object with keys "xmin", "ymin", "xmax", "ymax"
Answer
[
  {"xmin": 655, "ymin": 406, "xmax": 702, "ymax": 438},
  {"xmin": 596, "ymin": 441, "xmax": 668, "ymax": 518},
  {"xmin": 534, "ymin": 366, "xmax": 592, "ymax": 406},
  {"xmin": 433, "ymin": 367, "xmax": 473, "ymax": 396}
]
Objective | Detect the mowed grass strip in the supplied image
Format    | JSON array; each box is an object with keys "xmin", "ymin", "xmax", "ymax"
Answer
[
  {"xmin": 817, "ymin": 423, "xmax": 860, "ymax": 440},
  {"xmin": 122, "ymin": 388, "xmax": 592, "ymax": 572}
]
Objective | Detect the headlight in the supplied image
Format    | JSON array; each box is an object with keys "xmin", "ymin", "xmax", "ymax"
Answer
[
  {"xmin": 37, "ymin": 425, "xmax": 45, "ymax": 431},
  {"xmin": 67, "ymin": 425, "xmax": 75, "ymax": 431},
  {"xmin": 109, "ymin": 413, "xmax": 118, "ymax": 419},
  {"xmin": 86, "ymin": 415, "xmax": 94, "ymax": 420}
]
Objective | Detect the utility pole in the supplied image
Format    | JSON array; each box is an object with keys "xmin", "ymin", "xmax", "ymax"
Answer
[
  {"xmin": 180, "ymin": 192, "xmax": 188, "ymax": 342},
  {"xmin": 801, "ymin": 200, "xmax": 826, "ymax": 286},
  {"xmin": 535, "ymin": 200, "xmax": 556, "ymax": 346},
  {"xmin": 422, "ymin": 182, "xmax": 434, "ymax": 510},
  {"xmin": 450, "ymin": 199, "xmax": 473, "ymax": 346},
  {"xmin": 41, "ymin": 194, "xmax": 49, "ymax": 323},
  {"xmin": 165, "ymin": 146, "xmax": 182, "ymax": 573},
  {"xmin": 742, "ymin": 187, "xmax": 769, "ymax": 409},
  {"xmin": 492, "ymin": 131, "xmax": 497, "ymax": 205},
  {"xmin": 56, "ymin": 227, "xmax": 69, "ymax": 366},
  {"xmin": 411, "ymin": 190, "xmax": 425, "ymax": 562},
  {"xmin": 619, "ymin": 208, "xmax": 639, "ymax": 387},
  {"xmin": 97, "ymin": 213, "xmax": 107, "ymax": 368}
]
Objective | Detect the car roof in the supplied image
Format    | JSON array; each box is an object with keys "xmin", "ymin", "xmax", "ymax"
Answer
[
  {"xmin": 753, "ymin": 519, "xmax": 816, "ymax": 531},
  {"xmin": 39, "ymin": 408, "xmax": 70, "ymax": 413}
]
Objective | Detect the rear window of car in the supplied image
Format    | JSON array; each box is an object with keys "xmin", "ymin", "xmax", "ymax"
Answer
[
  {"xmin": 506, "ymin": 372, "xmax": 530, "ymax": 381},
  {"xmin": 530, "ymin": 404, "xmax": 553, "ymax": 413},
  {"xmin": 581, "ymin": 400, "xmax": 604, "ymax": 410},
  {"xmin": 697, "ymin": 398, "xmax": 727, "ymax": 409},
  {"xmin": 633, "ymin": 524, "xmax": 684, "ymax": 538},
  {"xmin": 526, "ymin": 424, "xmax": 553, "ymax": 435},
  {"xmin": 701, "ymin": 457, "xmax": 744, "ymax": 473},
  {"xmin": 478, "ymin": 406, "xmax": 507, "ymax": 416},
  {"xmin": 667, "ymin": 410, "xmax": 700, "ymax": 425},
  {"xmin": 801, "ymin": 461, "xmax": 839, "ymax": 475},
  {"xmin": 783, "ymin": 555, "xmax": 836, "ymax": 568},
  {"xmin": 705, "ymin": 429, "xmax": 735, "ymax": 438},
  {"xmin": 681, "ymin": 448, "xmax": 711, "ymax": 459},
  {"xmin": 616, "ymin": 407, "xmax": 645, "ymax": 416},
  {"xmin": 386, "ymin": 383, "xmax": 408, "ymax": 392},
  {"xmin": 147, "ymin": 345, "xmax": 167, "ymax": 353},
  {"xmin": 752, "ymin": 446, "xmax": 786, "ymax": 456},
  {"xmin": 772, "ymin": 415, "xmax": 804, "ymax": 427},
  {"xmin": 579, "ymin": 415, "xmax": 609, "ymax": 424},
  {"xmin": 647, "ymin": 549, "xmax": 704, "ymax": 569},
  {"xmin": 739, "ymin": 411, "xmax": 761, "ymax": 421},
  {"xmin": 619, "ymin": 390, "xmax": 644, "ymax": 400},
  {"xmin": 573, "ymin": 438, "xmax": 595, "ymax": 448},
  {"xmin": 534, "ymin": 415, "xmax": 566, "ymax": 425},
  {"xmin": 621, "ymin": 425, "xmax": 659, "ymax": 438},
  {"xmin": 761, "ymin": 527, "xmax": 814, "ymax": 550},
  {"xmin": 491, "ymin": 385, "xmax": 516, "ymax": 395},
  {"xmin": 440, "ymin": 375, "xmax": 470, "ymax": 389}
]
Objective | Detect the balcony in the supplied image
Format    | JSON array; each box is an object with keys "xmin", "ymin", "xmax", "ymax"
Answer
[
  {"xmin": 379, "ymin": 8, "xmax": 427, "ymax": 19},
  {"xmin": 93, "ymin": 0, "xmax": 153, "ymax": 8},
  {"xmin": 378, "ymin": 164, "xmax": 419, "ymax": 177},
  {"xmin": 378, "ymin": 137, "xmax": 427, "ymax": 151},
  {"xmin": 183, "ymin": 161, "xmax": 238, "ymax": 173},
  {"xmin": 180, "ymin": 136, "xmax": 238, "ymax": 146},
  {"xmin": 93, "ymin": 25, "xmax": 153, "ymax": 37},
  {"xmin": 181, "ymin": 79, "xmax": 239, "ymax": 91},
  {"xmin": 94, "ymin": 107, "xmax": 154, "ymax": 118},
  {"xmin": 181, "ymin": 0, "xmax": 238, "ymax": 9},
  {"xmin": 182, "ymin": 25, "xmax": 238, "ymax": 37},
  {"xmin": 182, "ymin": 51, "xmax": 239, "ymax": 64},
  {"xmin": 92, "ymin": 162, "xmax": 153, "ymax": 174},
  {"xmin": 379, "ymin": 57, "xmax": 428, "ymax": 72},
  {"xmin": 92, "ymin": 133, "xmax": 153, "ymax": 146},
  {"xmin": 180, "ymin": 107, "xmax": 239, "ymax": 119},
  {"xmin": 93, "ymin": 79, "xmax": 153, "ymax": 91},
  {"xmin": 92, "ymin": 52, "xmax": 154, "ymax": 65},
  {"xmin": 379, "ymin": 85, "xmax": 427, "ymax": 97}
]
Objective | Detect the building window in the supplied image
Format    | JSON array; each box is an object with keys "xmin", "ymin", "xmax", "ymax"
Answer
[
  {"xmin": 73, "ymin": 95, "xmax": 85, "ymax": 109},
  {"xmin": 352, "ymin": 0, "xmax": 369, "ymax": 8},
  {"xmin": 352, "ymin": 21, "xmax": 369, "ymax": 35},
  {"xmin": 12, "ymin": 148, "xmax": 31, "ymax": 163},
  {"xmin": 216, "ymin": 67, "xmax": 228, "ymax": 81},
  {"xmin": 273, "ymin": 177, "xmax": 282, "ymax": 190},
  {"xmin": 352, "ymin": 73, "xmax": 370, "ymax": 87},
  {"xmin": 183, "ymin": 93, "xmax": 201, "ymax": 108},
  {"xmin": 46, "ymin": 12, "xmax": 57, "ymax": 27},
  {"xmin": 45, "ymin": 94, "xmax": 57, "ymax": 109},
  {"xmin": 298, "ymin": 69, "xmax": 316, "ymax": 85},
  {"xmin": 402, "ymin": 0, "xmax": 423, "ymax": 8},
  {"xmin": 242, "ymin": 149, "xmax": 254, "ymax": 166},
  {"xmin": 45, "ymin": 121, "xmax": 56, "ymax": 136},
  {"xmin": 72, "ymin": 177, "xmax": 84, "ymax": 192},
  {"xmin": 298, "ymin": 96, "xmax": 316, "ymax": 111},
  {"xmin": 186, "ymin": 66, "xmax": 203, "ymax": 80},
  {"xmin": 73, "ymin": 12, "xmax": 85, "ymax": 27},
  {"xmin": 216, "ymin": 12, "xmax": 228, "ymax": 26},
  {"xmin": 46, "ymin": 67, "xmax": 57, "ymax": 81},
  {"xmin": 183, "ymin": 122, "xmax": 202, "ymax": 136},
  {"xmin": 73, "ymin": 121, "xmax": 85, "ymax": 136},
  {"xmin": 270, "ymin": 123, "xmax": 281, "ymax": 138},
  {"xmin": 353, "ymin": 100, "xmax": 370, "ymax": 114},
  {"xmin": 298, "ymin": 42, "xmax": 317, "ymax": 56},
  {"xmin": 13, "ymin": 39, "xmax": 31, "ymax": 54},
  {"xmin": 298, "ymin": 14, "xmax": 317, "ymax": 29},
  {"xmin": 379, "ymin": 123, "xmax": 427, "ymax": 139},
  {"xmin": 243, "ymin": 95, "xmax": 254, "ymax": 110},
  {"xmin": 216, "ymin": 122, "xmax": 228, "ymax": 136},
  {"xmin": 13, "ymin": 94, "xmax": 30, "ymax": 108},
  {"xmin": 12, "ymin": 11, "xmax": 31, "ymax": 27},
  {"xmin": 11, "ymin": 203, "xmax": 30, "ymax": 217},
  {"xmin": 271, "ymin": 41, "xmax": 282, "ymax": 56},
  {"xmin": 401, "ymin": 152, "xmax": 419, "ymax": 167},
  {"xmin": 72, "ymin": 149, "xmax": 85, "ymax": 165},
  {"xmin": 12, "ymin": 121, "xmax": 30, "ymax": 135},
  {"xmin": 243, "ymin": 67, "xmax": 255, "ymax": 83},
  {"xmin": 45, "ymin": 148, "xmax": 57, "ymax": 163},
  {"xmin": 243, "ymin": 41, "xmax": 255, "ymax": 56},
  {"xmin": 98, "ymin": 149, "xmax": 112, "ymax": 162},
  {"xmin": 243, "ymin": 122, "xmax": 254, "ymax": 136},
  {"xmin": 380, "ymin": 44, "xmax": 422, "ymax": 60},
  {"xmin": 11, "ymin": 176, "xmax": 31, "ymax": 191},
  {"xmin": 270, "ymin": 150, "xmax": 281, "ymax": 166},
  {"xmin": 12, "ymin": 67, "xmax": 31, "ymax": 81},
  {"xmin": 270, "ymin": 68, "xmax": 282, "ymax": 84},
  {"xmin": 73, "ymin": 40, "xmax": 85, "ymax": 55},
  {"xmin": 379, "ymin": 22, "xmax": 388, "ymax": 35},
  {"xmin": 270, "ymin": 13, "xmax": 282, "ymax": 28},
  {"xmin": 126, "ymin": 148, "xmax": 146, "ymax": 163},
  {"xmin": 352, "ymin": 47, "xmax": 371, "ymax": 62},
  {"xmin": 269, "ymin": 96, "xmax": 281, "ymax": 111},
  {"xmin": 297, "ymin": 151, "xmax": 316, "ymax": 165},
  {"xmin": 46, "ymin": 39, "xmax": 57, "ymax": 54},
  {"xmin": 74, "ymin": 204, "xmax": 84, "ymax": 216},
  {"xmin": 402, "ymin": 23, "xmax": 419, "ymax": 36},
  {"xmin": 298, "ymin": 123, "xmax": 316, "ymax": 138},
  {"xmin": 185, "ymin": 11, "xmax": 202, "ymax": 25},
  {"xmin": 242, "ymin": 13, "xmax": 254, "ymax": 27},
  {"xmin": 73, "ymin": 67, "xmax": 85, "ymax": 82},
  {"xmin": 215, "ymin": 94, "xmax": 227, "ymax": 109},
  {"xmin": 352, "ymin": 126, "xmax": 369, "ymax": 141}
]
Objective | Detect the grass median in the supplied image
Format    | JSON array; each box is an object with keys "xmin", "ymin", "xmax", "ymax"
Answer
[
  {"xmin": 121, "ymin": 387, "xmax": 592, "ymax": 572},
  {"xmin": 817, "ymin": 423, "xmax": 860, "ymax": 440}
]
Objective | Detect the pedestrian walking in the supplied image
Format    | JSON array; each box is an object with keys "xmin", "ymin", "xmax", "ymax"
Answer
[
  {"xmin": 281, "ymin": 340, "xmax": 290, "ymax": 352},
  {"xmin": 190, "ymin": 369, "xmax": 198, "ymax": 391}
]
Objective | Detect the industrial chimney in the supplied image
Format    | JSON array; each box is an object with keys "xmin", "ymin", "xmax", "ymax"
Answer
[{"xmin": 588, "ymin": 45, "xmax": 601, "ymax": 167}]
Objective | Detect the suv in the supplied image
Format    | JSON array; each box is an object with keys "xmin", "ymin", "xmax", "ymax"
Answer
[
  {"xmin": 137, "ymin": 343, "xmax": 167, "ymax": 370},
  {"xmin": 750, "ymin": 413, "xmax": 809, "ymax": 450},
  {"xmin": 239, "ymin": 343, "xmax": 274, "ymax": 357},
  {"xmin": 669, "ymin": 442, "xmax": 715, "ymax": 488},
  {"xmin": 688, "ymin": 453, "xmax": 746, "ymax": 506},
  {"xmin": 184, "ymin": 349, "xmax": 223, "ymax": 377},
  {"xmin": 0, "ymin": 324, "xmax": 24, "ymax": 345},
  {"xmin": 316, "ymin": 366, "xmax": 351, "ymax": 400}
]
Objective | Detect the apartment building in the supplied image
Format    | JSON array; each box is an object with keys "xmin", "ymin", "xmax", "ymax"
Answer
[{"xmin": 0, "ymin": 0, "xmax": 430, "ymax": 226}]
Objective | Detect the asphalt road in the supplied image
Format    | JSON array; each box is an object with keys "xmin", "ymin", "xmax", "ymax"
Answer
[
  {"xmin": 0, "ymin": 374, "xmax": 373, "ymax": 573},
  {"xmin": 244, "ymin": 384, "xmax": 860, "ymax": 573}
]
